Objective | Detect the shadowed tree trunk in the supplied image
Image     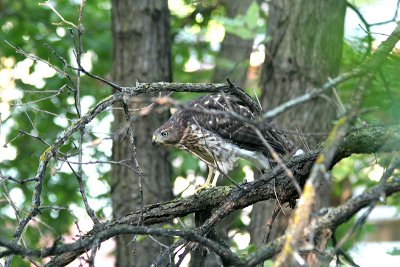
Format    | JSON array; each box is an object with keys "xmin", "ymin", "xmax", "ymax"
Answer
[
  {"xmin": 110, "ymin": 0, "xmax": 173, "ymax": 266},
  {"xmin": 250, "ymin": 0, "xmax": 347, "ymax": 250}
]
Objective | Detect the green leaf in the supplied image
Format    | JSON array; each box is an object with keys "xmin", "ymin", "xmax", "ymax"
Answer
[
  {"xmin": 226, "ymin": 27, "xmax": 255, "ymax": 40},
  {"xmin": 244, "ymin": 1, "xmax": 260, "ymax": 29}
]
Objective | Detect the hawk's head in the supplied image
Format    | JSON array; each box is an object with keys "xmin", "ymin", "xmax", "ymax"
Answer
[
  {"xmin": 152, "ymin": 113, "xmax": 185, "ymax": 147},
  {"xmin": 152, "ymin": 125, "xmax": 179, "ymax": 146}
]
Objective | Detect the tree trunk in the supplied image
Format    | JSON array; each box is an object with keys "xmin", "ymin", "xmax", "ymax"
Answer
[
  {"xmin": 110, "ymin": 0, "xmax": 173, "ymax": 266},
  {"xmin": 250, "ymin": 0, "xmax": 346, "ymax": 250}
]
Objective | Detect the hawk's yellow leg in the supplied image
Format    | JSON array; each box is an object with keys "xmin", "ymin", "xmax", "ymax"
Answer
[
  {"xmin": 211, "ymin": 170, "xmax": 220, "ymax": 187},
  {"xmin": 195, "ymin": 165, "xmax": 215, "ymax": 192}
]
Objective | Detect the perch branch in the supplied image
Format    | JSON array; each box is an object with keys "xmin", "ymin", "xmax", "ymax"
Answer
[{"xmin": 42, "ymin": 125, "xmax": 400, "ymax": 266}]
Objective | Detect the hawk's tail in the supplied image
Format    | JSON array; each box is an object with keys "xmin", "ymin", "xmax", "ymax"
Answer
[{"xmin": 260, "ymin": 126, "xmax": 299, "ymax": 168}]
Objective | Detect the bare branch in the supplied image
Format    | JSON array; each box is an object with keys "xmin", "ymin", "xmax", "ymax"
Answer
[
  {"xmin": 2, "ymin": 173, "xmax": 399, "ymax": 267},
  {"xmin": 43, "ymin": 125, "xmax": 400, "ymax": 266},
  {"xmin": 262, "ymin": 68, "xmax": 363, "ymax": 120},
  {"xmin": 243, "ymin": 178, "xmax": 400, "ymax": 266}
]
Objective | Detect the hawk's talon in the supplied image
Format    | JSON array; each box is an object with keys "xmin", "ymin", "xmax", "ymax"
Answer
[
  {"xmin": 194, "ymin": 184, "xmax": 211, "ymax": 193},
  {"xmin": 194, "ymin": 166, "xmax": 218, "ymax": 193}
]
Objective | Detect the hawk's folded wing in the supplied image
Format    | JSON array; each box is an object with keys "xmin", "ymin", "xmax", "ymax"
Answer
[{"xmin": 187, "ymin": 94, "xmax": 287, "ymax": 158}]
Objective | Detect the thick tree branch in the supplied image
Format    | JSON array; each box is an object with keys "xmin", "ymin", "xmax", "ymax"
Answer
[
  {"xmin": 3, "ymin": 174, "xmax": 399, "ymax": 267},
  {"xmin": 9, "ymin": 81, "xmax": 254, "ymax": 258},
  {"xmin": 0, "ymin": 226, "xmax": 242, "ymax": 265},
  {"xmin": 40, "ymin": 125, "xmax": 400, "ymax": 266},
  {"xmin": 243, "ymin": 179, "xmax": 400, "ymax": 266}
]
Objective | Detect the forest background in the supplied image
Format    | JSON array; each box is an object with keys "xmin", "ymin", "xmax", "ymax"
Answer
[{"xmin": 1, "ymin": 0, "xmax": 400, "ymax": 266}]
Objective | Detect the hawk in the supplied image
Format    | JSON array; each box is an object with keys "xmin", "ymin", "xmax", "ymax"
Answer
[{"xmin": 152, "ymin": 93, "xmax": 293, "ymax": 188}]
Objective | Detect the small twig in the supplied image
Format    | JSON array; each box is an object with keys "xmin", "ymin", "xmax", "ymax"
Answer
[
  {"xmin": 79, "ymin": 67, "xmax": 123, "ymax": 91},
  {"xmin": 87, "ymin": 238, "xmax": 99, "ymax": 267},
  {"xmin": 17, "ymin": 99, "xmax": 39, "ymax": 134},
  {"xmin": 0, "ymin": 176, "xmax": 38, "ymax": 185},
  {"xmin": 253, "ymin": 127, "xmax": 301, "ymax": 195},
  {"xmin": 121, "ymin": 99, "xmax": 145, "ymax": 256},
  {"xmin": 65, "ymin": 161, "xmax": 100, "ymax": 225},
  {"xmin": 44, "ymin": 43, "xmax": 68, "ymax": 70},
  {"xmin": 39, "ymin": 1, "xmax": 77, "ymax": 28},
  {"xmin": 11, "ymin": 87, "xmax": 65, "ymax": 106},
  {"xmin": 378, "ymin": 155, "xmax": 400, "ymax": 201},
  {"xmin": 273, "ymin": 178, "xmax": 285, "ymax": 215},
  {"xmin": 39, "ymin": 205, "xmax": 79, "ymax": 223},
  {"xmin": 57, "ymin": 158, "xmax": 140, "ymax": 174},
  {"xmin": 262, "ymin": 68, "xmax": 363, "ymax": 119},
  {"xmin": 369, "ymin": 0, "xmax": 400, "ymax": 26},
  {"xmin": 18, "ymin": 130, "xmax": 51, "ymax": 147},
  {"xmin": 263, "ymin": 201, "xmax": 282, "ymax": 244},
  {"xmin": 5, "ymin": 40, "xmax": 71, "ymax": 81},
  {"xmin": 347, "ymin": 2, "xmax": 373, "ymax": 59}
]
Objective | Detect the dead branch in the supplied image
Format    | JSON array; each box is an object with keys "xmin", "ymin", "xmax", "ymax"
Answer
[
  {"xmin": 3, "ymin": 156, "xmax": 399, "ymax": 266},
  {"xmin": 243, "ymin": 179, "xmax": 400, "ymax": 266},
  {"xmin": 39, "ymin": 124, "xmax": 400, "ymax": 266}
]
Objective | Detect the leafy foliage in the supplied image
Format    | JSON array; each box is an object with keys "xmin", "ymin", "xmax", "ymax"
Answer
[
  {"xmin": 215, "ymin": 1, "xmax": 265, "ymax": 40},
  {"xmin": 0, "ymin": 1, "xmax": 111, "ymax": 261}
]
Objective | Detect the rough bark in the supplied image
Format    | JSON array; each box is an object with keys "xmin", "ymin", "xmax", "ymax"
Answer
[
  {"xmin": 6, "ymin": 179, "xmax": 400, "ymax": 266},
  {"xmin": 261, "ymin": 0, "xmax": 346, "ymax": 146},
  {"xmin": 110, "ymin": 0, "xmax": 173, "ymax": 266},
  {"xmin": 250, "ymin": 0, "xmax": 347, "ymax": 250}
]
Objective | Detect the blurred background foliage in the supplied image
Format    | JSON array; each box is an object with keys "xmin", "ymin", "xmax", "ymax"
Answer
[{"xmin": 1, "ymin": 0, "xmax": 400, "ymax": 266}]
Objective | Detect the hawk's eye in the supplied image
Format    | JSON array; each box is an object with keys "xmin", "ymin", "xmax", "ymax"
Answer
[{"xmin": 161, "ymin": 131, "xmax": 168, "ymax": 137}]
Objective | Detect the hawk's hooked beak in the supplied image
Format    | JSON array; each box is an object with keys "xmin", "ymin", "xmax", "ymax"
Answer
[{"xmin": 152, "ymin": 135, "xmax": 158, "ymax": 146}]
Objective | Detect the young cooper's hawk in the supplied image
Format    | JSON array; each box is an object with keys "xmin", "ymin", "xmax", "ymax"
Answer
[{"xmin": 152, "ymin": 93, "xmax": 294, "ymax": 188}]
